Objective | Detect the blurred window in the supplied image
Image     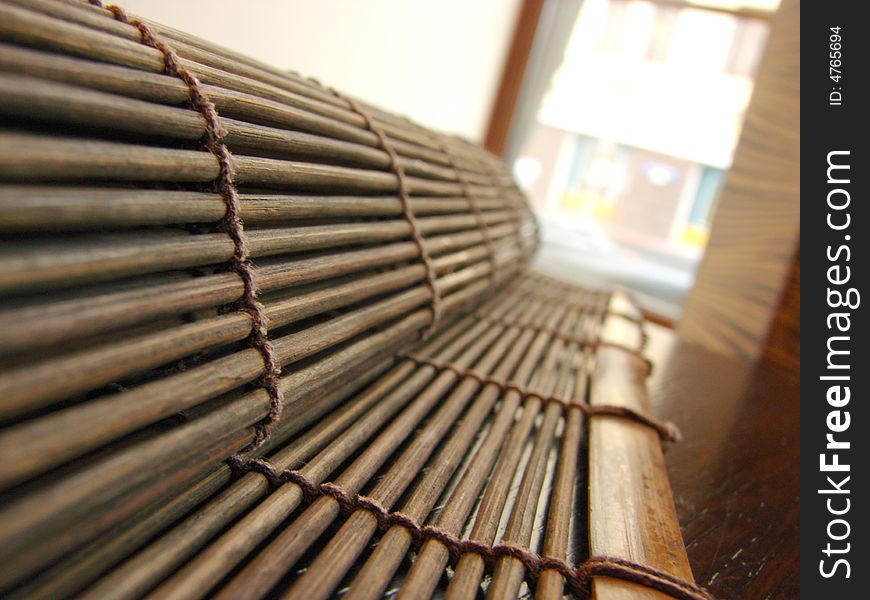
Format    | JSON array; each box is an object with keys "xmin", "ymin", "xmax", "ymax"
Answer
[{"xmin": 513, "ymin": 0, "xmax": 778, "ymax": 317}]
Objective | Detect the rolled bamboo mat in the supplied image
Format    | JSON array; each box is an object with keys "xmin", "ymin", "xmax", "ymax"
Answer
[{"xmin": 0, "ymin": 1, "xmax": 709, "ymax": 599}]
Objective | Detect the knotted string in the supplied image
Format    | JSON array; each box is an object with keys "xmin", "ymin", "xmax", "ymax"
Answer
[{"xmin": 96, "ymin": 1, "xmax": 284, "ymax": 454}]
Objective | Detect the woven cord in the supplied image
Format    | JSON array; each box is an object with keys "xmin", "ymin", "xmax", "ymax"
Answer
[
  {"xmin": 97, "ymin": 2, "xmax": 284, "ymax": 454},
  {"xmin": 436, "ymin": 138, "xmax": 499, "ymax": 285},
  {"xmin": 472, "ymin": 312, "xmax": 653, "ymax": 373},
  {"xmin": 312, "ymin": 89, "xmax": 443, "ymax": 339},
  {"xmin": 397, "ymin": 351, "xmax": 679, "ymax": 442},
  {"xmin": 232, "ymin": 458, "xmax": 711, "ymax": 599}
]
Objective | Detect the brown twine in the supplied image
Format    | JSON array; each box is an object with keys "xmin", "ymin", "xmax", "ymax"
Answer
[
  {"xmin": 98, "ymin": 1, "xmax": 284, "ymax": 453},
  {"xmin": 435, "ymin": 138, "xmax": 499, "ymax": 285},
  {"xmin": 503, "ymin": 291, "xmax": 650, "ymax": 350},
  {"xmin": 536, "ymin": 284, "xmax": 650, "ymax": 352},
  {"xmin": 306, "ymin": 87, "xmax": 442, "ymax": 339},
  {"xmin": 233, "ymin": 457, "xmax": 711, "ymax": 599},
  {"xmin": 343, "ymin": 97, "xmax": 442, "ymax": 339},
  {"xmin": 471, "ymin": 311, "xmax": 653, "ymax": 376},
  {"xmin": 398, "ymin": 351, "xmax": 679, "ymax": 442}
]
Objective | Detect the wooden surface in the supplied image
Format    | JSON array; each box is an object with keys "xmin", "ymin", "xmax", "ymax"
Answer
[
  {"xmin": 647, "ymin": 325, "xmax": 799, "ymax": 599},
  {"xmin": 762, "ymin": 248, "xmax": 800, "ymax": 371},
  {"xmin": 678, "ymin": 0, "xmax": 799, "ymax": 361}
]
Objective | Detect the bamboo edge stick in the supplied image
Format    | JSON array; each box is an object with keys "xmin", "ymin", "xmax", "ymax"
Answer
[{"xmin": 588, "ymin": 290, "xmax": 694, "ymax": 599}]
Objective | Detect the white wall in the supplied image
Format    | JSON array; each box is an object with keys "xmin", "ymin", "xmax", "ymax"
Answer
[{"xmin": 117, "ymin": 0, "xmax": 523, "ymax": 142}]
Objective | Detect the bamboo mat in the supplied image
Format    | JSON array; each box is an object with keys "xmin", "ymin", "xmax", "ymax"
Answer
[{"xmin": 0, "ymin": 1, "xmax": 709, "ymax": 598}]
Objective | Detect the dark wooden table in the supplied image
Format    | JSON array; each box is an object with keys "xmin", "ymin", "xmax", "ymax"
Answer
[{"xmin": 649, "ymin": 339, "xmax": 799, "ymax": 599}]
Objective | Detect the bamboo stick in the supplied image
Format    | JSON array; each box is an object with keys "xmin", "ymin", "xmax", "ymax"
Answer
[
  {"xmin": 24, "ymin": 0, "xmax": 350, "ymax": 110},
  {"xmin": 485, "ymin": 346, "xmax": 576, "ymax": 599},
  {"xmin": 0, "ymin": 41, "xmax": 475, "ymax": 174},
  {"xmin": 0, "ymin": 230, "xmax": 526, "ymax": 355},
  {"xmin": 486, "ymin": 297, "xmax": 605, "ymax": 599},
  {"xmin": 71, "ymin": 366, "xmax": 394, "ymax": 600},
  {"xmin": 48, "ymin": 0, "xmax": 489, "ymax": 159},
  {"xmin": 0, "ymin": 204, "xmax": 515, "ymax": 293},
  {"xmin": 8, "ymin": 466, "xmax": 233, "ymax": 599},
  {"xmin": 0, "ymin": 269, "xmax": 429, "ymax": 414},
  {"xmin": 0, "ymin": 417, "xmax": 253, "ymax": 590},
  {"xmin": 444, "ymin": 309, "xmax": 583, "ymax": 598},
  {"xmin": 535, "ymin": 357, "xmax": 595, "ymax": 598},
  {"xmin": 0, "ymin": 273, "xmax": 692, "ymax": 600},
  {"xmin": 2, "ymin": 357, "xmax": 392, "ymax": 597},
  {"xmin": 0, "ymin": 73, "xmax": 488, "ymax": 184},
  {"xmin": 209, "ymin": 300, "xmax": 533, "ymax": 600},
  {"xmin": 0, "ymin": 3, "xmax": 344, "ymax": 122},
  {"xmin": 0, "ymin": 186, "xmax": 504, "ymax": 231},
  {"xmin": 0, "ymin": 258, "xmax": 499, "ymax": 487},
  {"xmin": 48, "ymin": 0, "xmax": 304, "ymax": 80},
  {"xmin": 0, "ymin": 132, "xmax": 503, "ymax": 198},
  {"xmin": 0, "ymin": 41, "xmax": 522, "ymax": 193},
  {"xmin": 0, "ymin": 3, "xmax": 699, "ymax": 599},
  {"xmin": 34, "ymin": 0, "xmax": 391, "ymax": 121},
  {"xmin": 0, "ymin": 3, "xmax": 501, "ymax": 171}
]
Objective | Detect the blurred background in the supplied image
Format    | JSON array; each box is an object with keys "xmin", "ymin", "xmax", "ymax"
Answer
[
  {"xmin": 118, "ymin": 0, "xmax": 784, "ymax": 322},
  {"xmin": 505, "ymin": 0, "xmax": 779, "ymax": 320}
]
